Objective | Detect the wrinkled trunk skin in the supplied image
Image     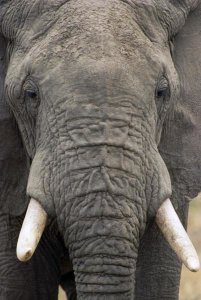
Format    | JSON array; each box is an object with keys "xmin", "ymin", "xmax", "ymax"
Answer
[
  {"xmin": 55, "ymin": 147, "xmax": 146, "ymax": 299},
  {"xmin": 65, "ymin": 193, "xmax": 139, "ymax": 299},
  {"xmin": 28, "ymin": 142, "xmax": 151, "ymax": 298},
  {"xmin": 28, "ymin": 139, "xmax": 169, "ymax": 299}
]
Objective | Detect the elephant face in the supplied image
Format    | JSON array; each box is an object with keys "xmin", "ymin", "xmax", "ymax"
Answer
[
  {"xmin": 0, "ymin": 0, "xmax": 200, "ymax": 299},
  {"xmin": 5, "ymin": 1, "xmax": 172, "ymax": 212}
]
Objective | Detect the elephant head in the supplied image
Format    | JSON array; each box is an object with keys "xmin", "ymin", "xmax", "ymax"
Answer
[{"xmin": 0, "ymin": 1, "xmax": 200, "ymax": 299}]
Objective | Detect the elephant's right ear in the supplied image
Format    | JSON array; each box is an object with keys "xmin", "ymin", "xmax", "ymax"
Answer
[{"xmin": 0, "ymin": 31, "xmax": 30, "ymax": 215}]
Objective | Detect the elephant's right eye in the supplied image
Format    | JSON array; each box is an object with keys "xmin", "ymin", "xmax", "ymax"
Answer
[
  {"xmin": 23, "ymin": 80, "xmax": 40, "ymax": 120},
  {"xmin": 25, "ymin": 90, "xmax": 38, "ymax": 99},
  {"xmin": 155, "ymin": 76, "xmax": 170, "ymax": 119}
]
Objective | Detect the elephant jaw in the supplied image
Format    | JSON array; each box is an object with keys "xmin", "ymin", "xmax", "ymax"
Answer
[{"xmin": 16, "ymin": 198, "xmax": 200, "ymax": 272}]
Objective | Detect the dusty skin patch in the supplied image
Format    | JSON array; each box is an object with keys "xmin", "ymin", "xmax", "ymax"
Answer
[{"xmin": 58, "ymin": 198, "xmax": 201, "ymax": 300}]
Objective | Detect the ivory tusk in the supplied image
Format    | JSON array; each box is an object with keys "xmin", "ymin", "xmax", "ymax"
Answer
[
  {"xmin": 16, "ymin": 198, "xmax": 47, "ymax": 262},
  {"xmin": 156, "ymin": 199, "xmax": 200, "ymax": 272}
]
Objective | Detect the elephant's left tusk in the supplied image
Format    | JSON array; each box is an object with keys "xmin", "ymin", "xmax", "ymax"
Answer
[
  {"xmin": 16, "ymin": 198, "xmax": 47, "ymax": 262},
  {"xmin": 156, "ymin": 199, "xmax": 200, "ymax": 272}
]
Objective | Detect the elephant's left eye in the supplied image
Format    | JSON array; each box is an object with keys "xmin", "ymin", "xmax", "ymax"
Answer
[
  {"xmin": 23, "ymin": 78, "xmax": 39, "ymax": 100},
  {"xmin": 156, "ymin": 86, "xmax": 168, "ymax": 98}
]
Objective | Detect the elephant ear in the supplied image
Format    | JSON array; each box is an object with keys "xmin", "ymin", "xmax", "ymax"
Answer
[
  {"xmin": 135, "ymin": 2, "xmax": 201, "ymax": 299},
  {"xmin": 0, "ymin": 31, "xmax": 29, "ymax": 215},
  {"xmin": 159, "ymin": 3, "xmax": 201, "ymax": 205},
  {"xmin": 156, "ymin": 0, "xmax": 199, "ymax": 37}
]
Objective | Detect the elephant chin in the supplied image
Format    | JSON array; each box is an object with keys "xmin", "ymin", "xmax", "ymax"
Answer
[{"xmin": 16, "ymin": 198, "xmax": 200, "ymax": 272}]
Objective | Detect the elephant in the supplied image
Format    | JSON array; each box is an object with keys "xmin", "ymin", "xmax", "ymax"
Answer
[{"xmin": 0, "ymin": 0, "xmax": 201, "ymax": 299}]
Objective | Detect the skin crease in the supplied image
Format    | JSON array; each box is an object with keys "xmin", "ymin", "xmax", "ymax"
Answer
[{"xmin": 0, "ymin": 0, "xmax": 200, "ymax": 299}]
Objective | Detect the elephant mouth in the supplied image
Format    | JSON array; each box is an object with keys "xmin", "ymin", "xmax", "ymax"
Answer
[{"xmin": 16, "ymin": 197, "xmax": 200, "ymax": 272}]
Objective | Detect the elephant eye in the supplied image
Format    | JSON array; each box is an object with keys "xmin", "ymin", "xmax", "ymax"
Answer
[
  {"xmin": 23, "ymin": 80, "xmax": 40, "ymax": 120},
  {"xmin": 156, "ymin": 77, "xmax": 169, "ymax": 99},
  {"xmin": 23, "ymin": 78, "xmax": 38, "ymax": 100},
  {"xmin": 155, "ymin": 76, "xmax": 170, "ymax": 120},
  {"xmin": 25, "ymin": 90, "xmax": 38, "ymax": 99},
  {"xmin": 157, "ymin": 87, "xmax": 168, "ymax": 98},
  {"xmin": 155, "ymin": 76, "xmax": 170, "ymax": 144}
]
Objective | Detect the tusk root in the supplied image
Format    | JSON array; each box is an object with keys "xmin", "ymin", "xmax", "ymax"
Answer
[
  {"xmin": 156, "ymin": 199, "xmax": 200, "ymax": 272},
  {"xmin": 16, "ymin": 198, "xmax": 47, "ymax": 262}
]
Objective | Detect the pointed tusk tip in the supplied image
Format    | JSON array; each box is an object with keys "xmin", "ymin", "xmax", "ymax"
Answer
[
  {"xmin": 16, "ymin": 198, "xmax": 47, "ymax": 262},
  {"xmin": 186, "ymin": 257, "xmax": 200, "ymax": 272},
  {"xmin": 156, "ymin": 199, "xmax": 200, "ymax": 273},
  {"xmin": 17, "ymin": 248, "xmax": 33, "ymax": 262}
]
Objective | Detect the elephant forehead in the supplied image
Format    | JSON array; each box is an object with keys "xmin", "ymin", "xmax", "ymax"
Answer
[
  {"xmin": 24, "ymin": 0, "xmax": 158, "ymax": 68},
  {"xmin": 37, "ymin": 57, "xmax": 158, "ymax": 121},
  {"xmin": 41, "ymin": 0, "xmax": 143, "ymax": 46}
]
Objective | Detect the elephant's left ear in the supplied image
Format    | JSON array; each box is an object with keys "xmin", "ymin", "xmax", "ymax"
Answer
[
  {"xmin": 159, "ymin": 3, "xmax": 201, "ymax": 203},
  {"xmin": 157, "ymin": 0, "xmax": 199, "ymax": 37},
  {"xmin": 0, "ymin": 22, "xmax": 30, "ymax": 215}
]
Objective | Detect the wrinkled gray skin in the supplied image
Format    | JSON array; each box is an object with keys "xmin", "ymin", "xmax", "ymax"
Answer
[{"xmin": 0, "ymin": 0, "xmax": 201, "ymax": 299}]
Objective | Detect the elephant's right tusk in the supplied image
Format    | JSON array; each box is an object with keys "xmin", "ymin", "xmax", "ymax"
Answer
[
  {"xmin": 156, "ymin": 199, "xmax": 200, "ymax": 272},
  {"xmin": 16, "ymin": 198, "xmax": 47, "ymax": 262}
]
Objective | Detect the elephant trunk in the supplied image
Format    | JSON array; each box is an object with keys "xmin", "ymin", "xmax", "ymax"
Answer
[
  {"xmin": 72, "ymin": 246, "xmax": 137, "ymax": 299},
  {"xmin": 69, "ymin": 225, "xmax": 138, "ymax": 299},
  {"xmin": 25, "ymin": 143, "xmax": 146, "ymax": 298},
  {"xmin": 62, "ymin": 193, "xmax": 140, "ymax": 299}
]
